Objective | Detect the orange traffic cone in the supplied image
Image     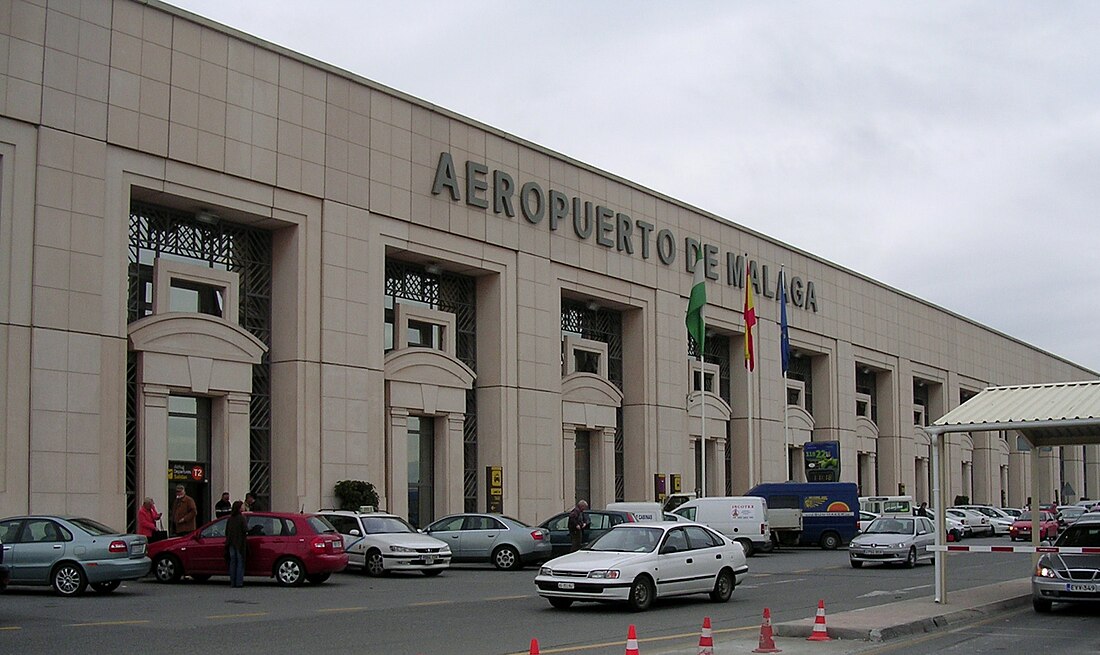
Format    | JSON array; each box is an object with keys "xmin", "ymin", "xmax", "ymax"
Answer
[
  {"xmin": 807, "ymin": 599, "xmax": 831, "ymax": 641},
  {"xmin": 625, "ymin": 624, "xmax": 640, "ymax": 655},
  {"xmin": 697, "ymin": 616, "xmax": 714, "ymax": 655},
  {"xmin": 753, "ymin": 607, "xmax": 781, "ymax": 653},
  {"xmin": 529, "ymin": 638, "xmax": 540, "ymax": 654}
]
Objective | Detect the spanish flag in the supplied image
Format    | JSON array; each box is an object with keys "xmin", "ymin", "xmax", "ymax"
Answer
[{"xmin": 744, "ymin": 258, "xmax": 756, "ymax": 371}]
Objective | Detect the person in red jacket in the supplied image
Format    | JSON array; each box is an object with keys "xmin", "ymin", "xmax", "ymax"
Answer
[{"xmin": 137, "ymin": 497, "xmax": 162, "ymax": 539}]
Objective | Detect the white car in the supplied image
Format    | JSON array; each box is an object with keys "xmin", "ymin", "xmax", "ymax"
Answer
[
  {"xmin": 956, "ymin": 505, "xmax": 1014, "ymax": 536},
  {"xmin": 858, "ymin": 511, "xmax": 880, "ymax": 533},
  {"xmin": 316, "ymin": 510, "xmax": 451, "ymax": 576},
  {"xmin": 535, "ymin": 522, "xmax": 748, "ymax": 611},
  {"xmin": 946, "ymin": 508, "xmax": 994, "ymax": 537}
]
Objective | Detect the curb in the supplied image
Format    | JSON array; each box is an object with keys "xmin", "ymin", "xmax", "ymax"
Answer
[{"xmin": 773, "ymin": 593, "xmax": 1031, "ymax": 642}]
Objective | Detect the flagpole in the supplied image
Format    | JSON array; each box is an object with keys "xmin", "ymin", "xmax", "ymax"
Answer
[
  {"xmin": 700, "ymin": 350, "xmax": 706, "ymax": 498},
  {"xmin": 781, "ymin": 267, "xmax": 790, "ymax": 480},
  {"xmin": 745, "ymin": 254, "xmax": 755, "ymax": 489}
]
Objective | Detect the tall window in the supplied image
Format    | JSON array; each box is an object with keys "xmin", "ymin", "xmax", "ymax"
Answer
[
  {"xmin": 126, "ymin": 202, "xmax": 272, "ymax": 531},
  {"xmin": 856, "ymin": 367, "xmax": 877, "ymax": 423},
  {"xmin": 688, "ymin": 334, "xmax": 732, "ymax": 494}
]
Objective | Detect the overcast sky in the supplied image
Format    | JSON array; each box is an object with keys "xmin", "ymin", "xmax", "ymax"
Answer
[{"xmin": 168, "ymin": 1, "xmax": 1100, "ymax": 374}]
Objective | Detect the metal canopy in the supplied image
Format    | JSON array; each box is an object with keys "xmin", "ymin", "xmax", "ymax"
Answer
[
  {"xmin": 927, "ymin": 379, "xmax": 1100, "ymax": 446},
  {"xmin": 922, "ymin": 378, "xmax": 1100, "ymax": 603}
]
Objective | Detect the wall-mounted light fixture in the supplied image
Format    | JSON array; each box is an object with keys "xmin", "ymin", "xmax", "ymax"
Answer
[
  {"xmin": 424, "ymin": 263, "xmax": 443, "ymax": 276},
  {"xmin": 195, "ymin": 209, "xmax": 220, "ymax": 225},
  {"xmin": 586, "ymin": 300, "xmax": 601, "ymax": 312}
]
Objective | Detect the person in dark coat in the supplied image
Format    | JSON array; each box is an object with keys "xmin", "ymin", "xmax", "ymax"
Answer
[
  {"xmin": 244, "ymin": 492, "xmax": 264, "ymax": 512},
  {"xmin": 172, "ymin": 485, "xmax": 197, "ymax": 536},
  {"xmin": 214, "ymin": 492, "xmax": 232, "ymax": 518},
  {"xmin": 568, "ymin": 500, "xmax": 590, "ymax": 552},
  {"xmin": 225, "ymin": 501, "xmax": 248, "ymax": 588}
]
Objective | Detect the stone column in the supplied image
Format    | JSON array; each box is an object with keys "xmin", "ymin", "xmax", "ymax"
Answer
[
  {"xmin": 971, "ymin": 431, "xmax": 996, "ymax": 504},
  {"xmin": 440, "ymin": 414, "xmax": 466, "ymax": 515},
  {"xmin": 593, "ymin": 426, "xmax": 616, "ymax": 507},
  {"xmin": 714, "ymin": 438, "xmax": 728, "ymax": 493},
  {"xmin": 139, "ymin": 383, "xmax": 170, "ymax": 519},
  {"xmin": 562, "ymin": 426, "xmax": 577, "ymax": 506},
  {"xmin": 386, "ymin": 407, "xmax": 409, "ymax": 517},
  {"xmin": 226, "ymin": 393, "xmax": 252, "ymax": 504}
]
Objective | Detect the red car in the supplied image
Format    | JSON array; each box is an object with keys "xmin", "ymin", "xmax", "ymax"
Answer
[
  {"xmin": 1009, "ymin": 511, "xmax": 1059, "ymax": 542},
  {"xmin": 147, "ymin": 512, "xmax": 347, "ymax": 586}
]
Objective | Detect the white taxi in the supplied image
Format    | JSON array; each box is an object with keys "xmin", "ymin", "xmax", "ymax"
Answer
[
  {"xmin": 316, "ymin": 510, "xmax": 450, "ymax": 577},
  {"xmin": 535, "ymin": 522, "xmax": 747, "ymax": 611}
]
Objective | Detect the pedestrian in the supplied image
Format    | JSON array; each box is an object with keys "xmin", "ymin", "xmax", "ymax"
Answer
[
  {"xmin": 137, "ymin": 496, "xmax": 162, "ymax": 539},
  {"xmin": 224, "ymin": 500, "xmax": 248, "ymax": 588},
  {"xmin": 214, "ymin": 491, "xmax": 232, "ymax": 518},
  {"xmin": 172, "ymin": 484, "xmax": 197, "ymax": 536},
  {"xmin": 244, "ymin": 491, "xmax": 264, "ymax": 512},
  {"xmin": 915, "ymin": 501, "xmax": 929, "ymax": 517},
  {"xmin": 568, "ymin": 499, "xmax": 590, "ymax": 552}
]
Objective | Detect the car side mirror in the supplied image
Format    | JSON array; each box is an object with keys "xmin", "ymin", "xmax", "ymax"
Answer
[
  {"xmin": 349, "ymin": 529, "xmax": 361, "ymax": 537},
  {"xmin": 661, "ymin": 545, "xmax": 678, "ymax": 555}
]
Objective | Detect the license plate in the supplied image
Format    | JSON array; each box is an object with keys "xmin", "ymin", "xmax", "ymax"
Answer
[
  {"xmin": 866, "ymin": 550, "xmax": 882, "ymax": 555},
  {"xmin": 1068, "ymin": 583, "xmax": 1097, "ymax": 592},
  {"xmin": 132, "ymin": 543, "xmax": 146, "ymax": 555},
  {"xmin": 423, "ymin": 556, "xmax": 434, "ymax": 564},
  {"xmin": 557, "ymin": 582, "xmax": 575, "ymax": 590}
]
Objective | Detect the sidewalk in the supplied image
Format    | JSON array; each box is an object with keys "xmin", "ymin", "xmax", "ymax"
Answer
[{"xmin": 664, "ymin": 578, "xmax": 1030, "ymax": 654}]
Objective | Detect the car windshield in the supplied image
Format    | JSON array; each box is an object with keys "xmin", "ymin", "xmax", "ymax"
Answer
[
  {"xmin": 865, "ymin": 518, "xmax": 914, "ymax": 535},
  {"xmin": 362, "ymin": 516, "xmax": 416, "ymax": 534},
  {"xmin": 68, "ymin": 517, "xmax": 120, "ymax": 536},
  {"xmin": 1056, "ymin": 524, "xmax": 1100, "ymax": 547},
  {"xmin": 588, "ymin": 527, "xmax": 662, "ymax": 553}
]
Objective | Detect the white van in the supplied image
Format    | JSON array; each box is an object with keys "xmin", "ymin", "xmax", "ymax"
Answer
[
  {"xmin": 860, "ymin": 496, "xmax": 914, "ymax": 517},
  {"xmin": 606, "ymin": 502, "xmax": 665, "ymax": 522},
  {"xmin": 671, "ymin": 496, "xmax": 771, "ymax": 556}
]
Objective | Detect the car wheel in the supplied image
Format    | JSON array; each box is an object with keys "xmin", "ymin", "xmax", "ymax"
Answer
[
  {"xmin": 820, "ymin": 531, "xmax": 841, "ymax": 550},
  {"xmin": 1033, "ymin": 597, "xmax": 1052, "ymax": 613},
  {"xmin": 274, "ymin": 557, "xmax": 305, "ymax": 586},
  {"xmin": 422, "ymin": 569, "xmax": 443, "ymax": 577},
  {"xmin": 627, "ymin": 576, "xmax": 654, "ymax": 612},
  {"xmin": 850, "ymin": 560, "xmax": 863, "ymax": 568},
  {"xmin": 709, "ymin": 569, "xmax": 734, "ymax": 602},
  {"xmin": 91, "ymin": 580, "xmax": 121, "ymax": 593},
  {"xmin": 153, "ymin": 554, "xmax": 183, "ymax": 583},
  {"xmin": 51, "ymin": 562, "xmax": 87, "ymax": 596},
  {"xmin": 306, "ymin": 572, "xmax": 330, "ymax": 585},
  {"xmin": 365, "ymin": 550, "xmax": 386, "ymax": 577},
  {"xmin": 905, "ymin": 547, "xmax": 917, "ymax": 569},
  {"xmin": 548, "ymin": 597, "xmax": 573, "ymax": 609},
  {"xmin": 492, "ymin": 545, "xmax": 521, "ymax": 571},
  {"xmin": 736, "ymin": 538, "xmax": 754, "ymax": 558}
]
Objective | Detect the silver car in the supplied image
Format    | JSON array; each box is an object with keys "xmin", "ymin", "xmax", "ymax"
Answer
[
  {"xmin": 1032, "ymin": 516, "xmax": 1100, "ymax": 612},
  {"xmin": 0, "ymin": 515, "xmax": 150, "ymax": 596},
  {"xmin": 424, "ymin": 513, "xmax": 551, "ymax": 570},
  {"xmin": 848, "ymin": 516, "xmax": 935, "ymax": 568}
]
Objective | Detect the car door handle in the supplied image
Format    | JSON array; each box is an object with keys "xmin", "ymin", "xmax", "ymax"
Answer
[
  {"xmin": 53, "ymin": 545, "xmax": 62, "ymax": 550},
  {"xmin": 686, "ymin": 558, "xmax": 693, "ymax": 564}
]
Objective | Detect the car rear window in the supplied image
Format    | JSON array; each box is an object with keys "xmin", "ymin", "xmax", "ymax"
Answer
[
  {"xmin": 69, "ymin": 518, "xmax": 120, "ymax": 536},
  {"xmin": 1057, "ymin": 525, "xmax": 1100, "ymax": 547},
  {"xmin": 307, "ymin": 516, "xmax": 337, "ymax": 535}
]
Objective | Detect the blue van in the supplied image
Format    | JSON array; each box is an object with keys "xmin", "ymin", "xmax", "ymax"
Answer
[{"xmin": 747, "ymin": 482, "xmax": 859, "ymax": 549}]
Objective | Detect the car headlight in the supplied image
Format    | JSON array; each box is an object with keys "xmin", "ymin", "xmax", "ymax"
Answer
[
  {"xmin": 1035, "ymin": 565, "xmax": 1058, "ymax": 578},
  {"xmin": 389, "ymin": 545, "xmax": 415, "ymax": 553},
  {"xmin": 539, "ymin": 566, "xmax": 553, "ymax": 576},
  {"xmin": 588, "ymin": 569, "xmax": 620, "ymax": 579},
  {"xmin": 439, "ymin": 545, "xmax": 451, "ymax": 553}
]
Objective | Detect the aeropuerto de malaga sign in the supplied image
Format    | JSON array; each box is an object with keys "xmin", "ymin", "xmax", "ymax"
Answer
[{"xmin": 431, "ymin": 152, "xmax": 818, "ymax": 312}]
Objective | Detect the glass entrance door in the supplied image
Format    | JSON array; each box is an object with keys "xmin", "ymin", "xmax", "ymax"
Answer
[
  {"xmin": 408, "ymin": 416, "xmax": 435, "ymax": 528},
  {"xmin": 167, "ymin": 396, "xmax": 212, "ymax": 530},
  {"xmin": 574, "ymin": 431, "xmax": 591, "ymax": 504}
]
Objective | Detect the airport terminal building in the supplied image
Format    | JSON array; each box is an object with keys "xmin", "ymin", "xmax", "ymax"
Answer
[{"xmin": 1, "ymin": 0, "xmax": 1096, "ymax": 530}]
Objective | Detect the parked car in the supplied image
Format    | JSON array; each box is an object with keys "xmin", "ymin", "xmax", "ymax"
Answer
[
  {"xmin": 858, "ymin": 511, "xmax": 880, "ymax": 533},
  {"xmin": 1009, "ymin": 511, "xmax": 1059, "ymax": 542},
  {"xmin": 0, "ymin": 536, "xmax": 8, "ymax": 591},
  {"xmin": 535, "ymin": 522, "xmax": 748, "ymax": 611},
  {"xmin": 1033, "ymin": 515, "xmax": 1100, "ymax": 612},
  {"xmin": 0, "ymin": 515, "xmax": 150, "ymax": 596},
  {"xmin": 849, "ymin": 516, "xmax": 936, "ymax": 568},
  {"xmin": 1000, "ymin": 507, "xmax": 1024, "ymax": 519},
  {"xmin": 316, "ymin": 510, "xmax": 450, "ymax": 577},
  {"xmin": 538, "ymin": 509, "xmax": 637, "ymax": 557},
  {"xmin": 1056, "ymin": 505, "xmax": 1086, "ymax": 528},
  {"xmin": 423, "ymin": 513, "xmax": 551, "ymax": 570},
  {"xmin": 147, "ymin": 512, "xmax": 347, "ymax": 586},
  {"xmin": 956, "ymin": 505, "xmax": 1014, "ymax": 536},
  {"xmin": 946, "ymin": 508, "xmax": 994, "ymax": 537}
]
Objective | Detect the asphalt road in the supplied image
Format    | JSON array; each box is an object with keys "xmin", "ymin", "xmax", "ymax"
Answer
[{"xmin": 0, "ymin": 537, "xmax": 1039, "ymax": 655}]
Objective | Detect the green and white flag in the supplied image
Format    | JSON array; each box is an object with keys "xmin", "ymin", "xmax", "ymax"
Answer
[{"xmin": 686, "ymin": 248, "xmax": 706, "ymax": 350}]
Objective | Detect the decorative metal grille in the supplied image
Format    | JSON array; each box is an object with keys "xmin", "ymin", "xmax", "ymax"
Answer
[
  {"xmin": 689, "ymin": 335, "xmax": 732, "ymax": 494},
  {"xmin": 384, "ymin": 261, "xmax": 479, "ymax": 511},
  {"xmin": 124, "ymin": 351, "xmax": 138, "ymax": 533},
  {"xmin": 126, "ymin": 202, "xmax": 273, "ymax": 512},
  {"xmin": 561, "ymin": 301, "xmax": 625, "ymax": 501}
]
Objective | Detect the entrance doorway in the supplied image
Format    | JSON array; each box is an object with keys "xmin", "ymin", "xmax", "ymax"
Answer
[
  {"xmin": 408, "ymin": 416, "xmax": 435, "ymax": 528},
  {"xmin": 574, "ymin": 431, "xmax": 592, "ymax": 504},
  {"xmin": 167, "ymin": 395, "xmax": 211, "ymax": 531}
]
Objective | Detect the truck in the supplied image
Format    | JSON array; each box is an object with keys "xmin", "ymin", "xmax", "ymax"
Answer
[{"xmin": 747, "ymin": 481, "xmax": 859, "ymax": 549}]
